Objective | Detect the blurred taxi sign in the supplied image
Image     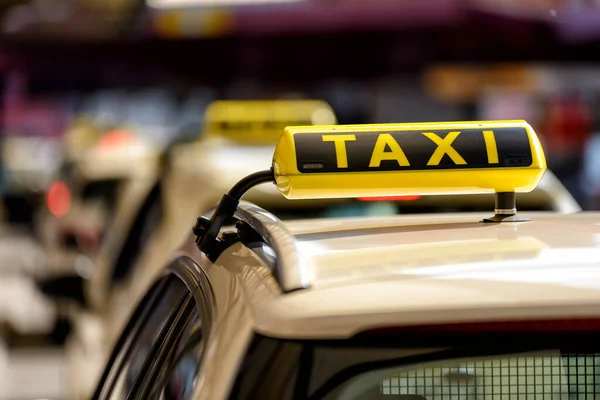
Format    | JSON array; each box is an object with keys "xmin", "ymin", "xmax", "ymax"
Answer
[
  {"xmin": 152, "ymin": 8, "xmax": 234, "ymax": 38},
  {"xmin": 471, "ymin": 0, "xmax": 563, "ymax": 17},
  {"xmin": 148, "ymin": 0, "xmax": 302, "ymax": 8},
  {"xmin": 272, "ymin": 120, "xmax": 546, "ymax": 199},
  {"xmin": 203, "ymin": 100, "xmax": 337, "ymax": 145},
  {"xmin": 424, "ymin": 64, "xmax": 536, "ymax": 102}
]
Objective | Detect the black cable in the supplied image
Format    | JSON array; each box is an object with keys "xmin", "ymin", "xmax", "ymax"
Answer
[
  {"xmin": 195, "ymin": 169, "xmax": 275, "ymax": 259},
  {"xmin": 227, "ymin": 169, "xmax": 275, "ymax": 200}
]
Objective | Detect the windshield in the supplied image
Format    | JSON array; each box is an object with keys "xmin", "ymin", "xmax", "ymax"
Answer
[
  {"xmin": 267, "ymin": 201, "xmax": 402, "ymax": 220},
  {"xmin": 229, "ymin": 332, "xmax": 600, "ymax": 399},
  {"xmin": 264, "ymin": 198, "xmax": 554, "ymax": 221}
]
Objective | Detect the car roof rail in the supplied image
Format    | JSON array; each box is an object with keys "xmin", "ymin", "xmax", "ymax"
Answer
[
  {"xmin": 233, "ymin": 202, "xmax": 309, "ymax": 293},
  {"xmin": 537, "ymin": 170, "xmax": 581, "ymax": 213}
]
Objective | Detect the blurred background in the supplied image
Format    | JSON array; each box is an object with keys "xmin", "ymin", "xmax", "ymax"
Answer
[{"xmin": 2, "ymin": 0, "xmax": 600, "ymax": 398}]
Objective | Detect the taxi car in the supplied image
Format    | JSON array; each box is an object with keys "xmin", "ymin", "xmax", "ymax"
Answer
[
  {"xmin": 70, "ymin": 105, "xmax": 577, "ymax": 399},
  {"xmin": 92, "ymin": 120, "xmax": 600, "ymax": 399},
  {"xmin": 36, "ymin": 118, "xmax": 162, "ymax": 344},
  {"xmin": 37, "ymin": 120, "xmax": 161, "ymax": 277}
]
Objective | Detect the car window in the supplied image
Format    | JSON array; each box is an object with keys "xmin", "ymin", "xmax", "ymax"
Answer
[
  {"xmin": 139, "ymin": 279, "xmax": 210, "ymax": 400},
  {"xmin": 229, "ymin": 333, "xmax": 600, "ymax": 400},
  {"xmin": 128, "ymin": 295, "xmax": 198, "ymax": 400},
  {"xmin": 81, "ymin": 179, "xmax": 121, "ymax": 205},
  {"xmin": 148, "ymin": 305, "xmax": 205, "ymax": 400},
  {"xmin": 138, "ymin": 191, "xmax": 163, "ymax": 252},
  {"xmin": 93, "ymin": 275, "xmax": 191, "ymax": 400},
  {"xmin": 264, "ymin": 199, "xmax": 555, "ymax": 223},
  {"xmin": 111, "ymin": 184, "xmax": 163, "ymax": 285},
  {"xmin": 343, "ymin": 353, "xmax": 596, "ymax": 399}
]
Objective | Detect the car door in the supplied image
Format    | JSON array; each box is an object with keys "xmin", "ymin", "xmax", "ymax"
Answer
[{"xmin": 92, "ymin": 260, "xmax": 212, "ymax": 400}]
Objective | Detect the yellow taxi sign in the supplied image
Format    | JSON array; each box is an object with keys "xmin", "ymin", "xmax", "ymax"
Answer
[
  {"xmin": 272, "ymin": 120, "xmax": 547, "ymax": 199},
  {"xmin": 202, "ymin": 100, "xmax": 337, "ymax": 145}
]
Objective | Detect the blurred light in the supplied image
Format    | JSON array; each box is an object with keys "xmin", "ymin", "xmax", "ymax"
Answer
[
  {"xmin": 153, "ymin": 8, "xmax": 234, "ymax": 39},
  {"xmin": 2, "ymin": 5, "xmax": 36, "ymax": 34},
  {"xmin": 358, "ymin": 196, "xmax": 421, "ymax": 201},
  {"xmin": 33, "ymin": 0, "xmax": 71, "ymax": 23},
  {"xmin": 311, "ymin": 108, "xmax": 336, "ymax": 125},
  {"xmin": 97, "ymin": 130, "xmax": 134, "ymax": 148},
  {"xmin": 75, "ymin": 255, "xmax": 93, "ymax": 279},
  {"xmin": 77, "ymin": 228, "xmax": 101, "ymax": 251},
  {"xmin": 46, "ymin": 180, "xmax": 71, "ymax": 218},
  {"xmin": 148, "ymin": 0, "xmax": 303, "ymax": 9},
  {"xmin": 423, "ymin": 64, "xmax": 535, "ymax": 102}
]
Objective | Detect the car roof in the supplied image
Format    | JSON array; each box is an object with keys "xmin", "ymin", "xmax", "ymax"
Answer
[
  {"xmin": 288, "ymin": 212, "xmax": 599, "ymax": 289},
  {"xmin": 224, "ymin": 208, "xmax": 600, "ymax": 339}
]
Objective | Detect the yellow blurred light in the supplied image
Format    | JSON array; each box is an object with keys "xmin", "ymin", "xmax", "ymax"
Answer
[
  {"xmin": 148, "ymin": 0, "xmax": 303, "ymax": 9},
  {"xmin": 153, "ymin": 8, "xmax": 234, "ymax": 37},
  {"xmin": 423, "ymin": 64, "xmax": 536, "ymax": 102},
  {"xmin": 311, "ymin": 108, "xmax": 337, "ymax": 126}
]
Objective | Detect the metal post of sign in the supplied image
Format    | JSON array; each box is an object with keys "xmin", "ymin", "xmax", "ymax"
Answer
[{"xmin": 482, "ymin": 192, "xmax": 531, "ymax": 223}]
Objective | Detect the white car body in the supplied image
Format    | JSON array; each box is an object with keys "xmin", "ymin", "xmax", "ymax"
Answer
[{"xmin": 91, "ymin": 203, "xmax": 600, "ymax": 400}]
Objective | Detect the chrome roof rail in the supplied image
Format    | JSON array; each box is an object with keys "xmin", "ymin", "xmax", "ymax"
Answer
[
  {"xmin": 234, "ymin": 202, "xmax": 310, "ymax": 293},
  {"xmin": 537, "ymin": 170, "xmax": 581, "ymax": 213}
]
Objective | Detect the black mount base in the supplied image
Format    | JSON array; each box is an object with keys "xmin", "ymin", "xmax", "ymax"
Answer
[
  {"xmin": 194, "ymin": 169, "xmax": 275, "ymax": 260},
  {"xmin": 482, "ymin": 214, "xmax": 531, "ymax": 223},
  {"xmin": 481, "ymin": 191, "xmax": 531, "ymax": 223}
]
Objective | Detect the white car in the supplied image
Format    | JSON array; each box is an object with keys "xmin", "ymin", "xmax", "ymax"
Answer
[
  {"xmin": 37, "ymin": 127, "xmax": 162, "ymax": 276},
  {"xmin": 91, "ymin": 119, "xmax": 600, "ymax": 400}
]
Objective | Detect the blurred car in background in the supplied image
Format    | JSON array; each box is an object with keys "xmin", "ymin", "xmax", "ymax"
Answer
[
  {"xmin": 35, "ymin": 86, "xmax": 210, "ymax": 278},
  {"xmin": 37, "ymin": 119, "xmax": 161, "ymax": 275},
  {"xmin": 34, "ymin": 114, "xmax": 163, "ymax": 345},
  {"xmin": 35, "ymin": 89, "xmax": 212, "ymax": 333}
]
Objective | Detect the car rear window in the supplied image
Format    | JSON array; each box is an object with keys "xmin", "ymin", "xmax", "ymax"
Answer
[
  {"xmin": 81, "ymin": 179, "xmax": 121, "ymax": 210},
  {"xmin": 264, "ymin": 199, "xmax": 553, "ymax": 222},
  {"xmin": 229, "ymin": 329, "xmax": 600, "ymax": 400}
]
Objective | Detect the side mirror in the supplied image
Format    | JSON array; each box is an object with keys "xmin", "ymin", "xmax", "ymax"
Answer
[{"xmin": 37, "ymin": 274, "xmax": 88, "ymax": 309}]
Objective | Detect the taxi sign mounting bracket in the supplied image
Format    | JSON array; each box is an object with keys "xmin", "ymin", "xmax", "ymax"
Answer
[
  {"xmin": 481, "ymin": 192, "xmax": 531, "ymax": 223},
  {"xmin": 193, "ymin": 169, "xmax": 275, "ymax": 261}
]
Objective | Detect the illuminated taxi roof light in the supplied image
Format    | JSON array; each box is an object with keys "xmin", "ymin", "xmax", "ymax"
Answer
[
  {"xmin": 271, "ymin": 120, "xmax": 546, "ymax": 200},
  {"xmin": 311, "ymin": 108, "xmax": 337, "ymax": 125},
  {"xmin": 202, "ymin": 100, "xmax": 337, "ymax": 145}
]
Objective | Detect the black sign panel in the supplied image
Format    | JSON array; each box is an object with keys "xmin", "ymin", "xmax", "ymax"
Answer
[{"xmin": 293, "ymin": 127, "xmax": 533, "ymax": 173}]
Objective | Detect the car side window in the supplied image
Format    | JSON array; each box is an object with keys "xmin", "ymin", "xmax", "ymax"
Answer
[
  {"xmin": 140, "ymin": 284, "xmax": 209, "ymax": 400},
  {"xmin": 146, "ymin": 305, "xmax": 205, "ymax": 400},
  {"xmin": 111, "ymin": 183, "xmax": 163, "ymax": 285},
  {"xmin": 93, "ymin": 275, "xmax": 191, "ymax": 400}
]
